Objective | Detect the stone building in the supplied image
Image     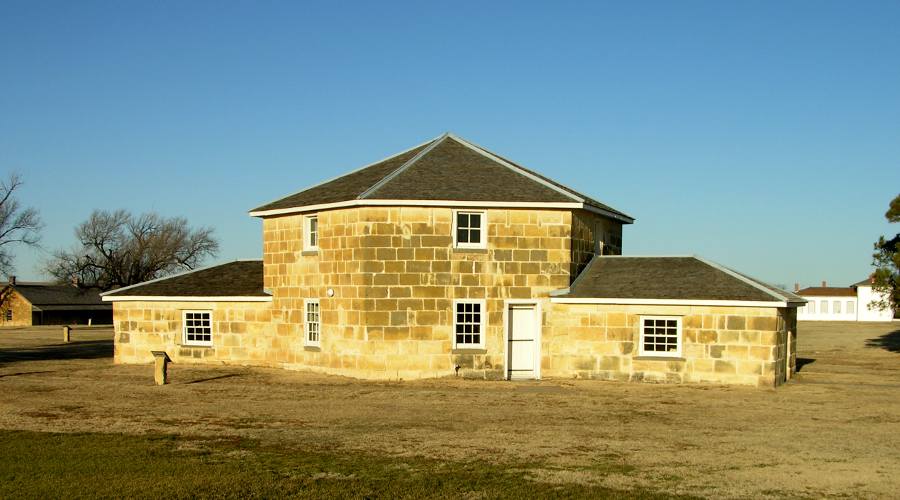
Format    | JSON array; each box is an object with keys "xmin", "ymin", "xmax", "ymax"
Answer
[
  {"xmin": 103, "ymin": 133, "xmax": 804, "ymax": 387},
  {"xmin": 2, "ymin": 277, "xmax": 111, "ymax": 326}
]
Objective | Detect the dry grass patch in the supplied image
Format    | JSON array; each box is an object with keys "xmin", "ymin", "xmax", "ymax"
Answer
[{"xmin": 1, "ymin": 322, "xmax": 900, "ymax": 498}]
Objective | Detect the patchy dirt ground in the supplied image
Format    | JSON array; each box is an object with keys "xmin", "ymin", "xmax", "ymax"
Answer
[{"xmin": 1, "ymin": 322, "xmax": 899, "ymax": 498}]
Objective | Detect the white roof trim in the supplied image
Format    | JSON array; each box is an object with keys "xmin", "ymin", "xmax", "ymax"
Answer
[
  {"xmin": 693, "ymin": 256, "xmax": 793, "ymax": 303},
  {"xmin": 446, "ymin": 133, "xmax": 584, "ymax": 203},
  {"xmin": 550, "ymin": 297, "xmax": 789, "ymax": 307},
  {"xmin": 358, "ymin": 133, "xmax": 449, "ymax": 199},
  {"xmin": 103, "ymin": 296, "xmax": 272, "ymax": 302},
  {"xmin": 99, "ymin": 259, "xmax": 263, "ymax": 297},
  {"xmin": 250, "ymin": 134, "xmax": 442, "ymax": 212},
  {"xmin": 250, "ymin": 199, "xmax": 585, "ymax": 217}
]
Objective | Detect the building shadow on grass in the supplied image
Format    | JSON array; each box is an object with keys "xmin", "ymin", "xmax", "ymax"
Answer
[
  {"xmin": 184, "ymin": 373, "xmax": 242, "ymax": 385},
  {"xmin": 796, "ymin": 358, "xmax": 816, "ymax": 372},
  {"xmin": 865, "ymin": 329, "xmax": 900, "ymax": 353},
  {"xmin": 0, "ymin": 339, "xmax": 113, "ymax": 366}
]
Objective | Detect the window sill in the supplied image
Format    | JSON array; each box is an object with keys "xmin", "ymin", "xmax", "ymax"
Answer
[
  {"xmin": 634, "ymin": 355, "xmax": 685, "ymax": 362},
  {"xmin": 451, "ymin": 248, "xmax": 487, "ymax": 254},
  {"xmin": 182, "ymin": 344, "xmax": 213, "ymax": 349},
  {"xmin": 300, "ymin": 250, "xmax": 319, "ymax": 256},
  {"xmin": 303, "ymin": 345, "xmax": 321, "ymax": 352},
  {"xmin": 452, "ymin": 348, "xmax": 487, "ymax": 354}
]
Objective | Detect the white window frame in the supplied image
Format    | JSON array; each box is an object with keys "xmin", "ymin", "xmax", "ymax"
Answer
[
  {"xmin": 452, "ymin": 210, "xmax": 487, "ymax": 249},
  {"xmin": 303, "ymin": 214, "xmax": 319, "ymax": 252},
  {"xmin": 808, "ymin": 301, "xmax": 816, "ymax": 314},
  {"xmin": 833, "ymin": 300, "xmax": 841, "ymax": 314},
  {"xmin": 847, "ymin": 301, "xmax": 855, "ymax": 314},
  {"xmin": 304, "ymin": 299, "xmax": 321, "ymax": 347},
  {"xmin": 453, "ymin": 299, "xmax": 486, "ymax": 349},
  {"xmin": 182, "ymin": 310, "xmax": 213, "ymax": 347},
  {"xmin": 820, "ymin": 301, "xmax": 828, "ymax": 314},
  {"xmin": 638, "ymin": 315, "xmax": 682, "ymax": 358}
]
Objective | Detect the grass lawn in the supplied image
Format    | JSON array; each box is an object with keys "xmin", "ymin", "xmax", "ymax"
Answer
[{"xmin": 0, "ymin": 430, "xmax": 677, "ymax": 499}]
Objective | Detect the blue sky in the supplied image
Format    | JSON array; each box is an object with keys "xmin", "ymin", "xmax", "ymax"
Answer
[{"xmin": 2, "ymin": 1, "xmax": 898, "ymax": 288}]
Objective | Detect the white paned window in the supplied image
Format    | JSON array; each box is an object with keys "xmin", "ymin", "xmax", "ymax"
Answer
[
  {"xmin": 834, "ymin": 301, "xmax": 841, "ymax": 314},
  {"xmin": 820, "ymin": 301, "xmax": 828, "ymax": 314},
  {"xmin": 847, "ymin": 301, "xmax": 855, "ymax": 314},
  {"xmin": 305, "ymin": 299, "xmax": 320, "ymax": 346},
  {"xmin": 453, "ymin": 300, "xmax": 485, "ymax": 348},
  {"xmin": 639, "ymin": 316, "xmax": 682, "ymax": 357},
  {"xmin": 808, "ymin": 301, "xmax": 816, "ymax": 314},
  {"xmin": 453, "ymin": 210, "xmax": 486, "ymax": 249},
  {"xmin": 183, "ymin": 310, "xmax": 212, "ymax": 346},
  {"xmin": 304, "ymin": 215, "xmax": 318, "ymax": 251}
]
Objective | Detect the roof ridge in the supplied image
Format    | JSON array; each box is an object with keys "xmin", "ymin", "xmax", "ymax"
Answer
[
  {"xmin": 445, "ymin": 133, "xmax": 584, "ymax": 203},
  {"xmin": 248, "ymin": 135, "xmax": 441, "ymax": 213},
  {"xmin": 100, "ymin": 260, "xmax": 252, "ymax": 296},
  {"xmin": 693, "ymin": 256, "xmax": 792, "ymax": 302},
  {"xmin": 358, "ymin": 133, "xmax": 449, "ymax": 199}
]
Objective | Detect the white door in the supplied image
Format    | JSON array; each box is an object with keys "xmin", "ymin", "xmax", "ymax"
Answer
[{"xmin": 508, "ymin": 304, "xmax": 538, "ymax": 380}]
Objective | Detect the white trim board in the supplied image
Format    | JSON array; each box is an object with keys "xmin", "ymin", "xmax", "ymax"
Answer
[
  {"xmin": 248, "ymin": 199, "xmax": 627, "ymax": 218},
  {"xmin": 550, "ymin": 297, "xmax": 790, "ymax": 308},
  {"xmin": 103, "ymin": 296, "xmax": 272, "ymax": 303}
]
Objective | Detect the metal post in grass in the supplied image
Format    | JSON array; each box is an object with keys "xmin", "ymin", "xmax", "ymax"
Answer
[
  {"xmin": 152, "ymin": 351, "xmax": 172, "ymax": 385},
  {"xmin": 62, "ymin": 326, "xmax": 71, "ymax": 343}
]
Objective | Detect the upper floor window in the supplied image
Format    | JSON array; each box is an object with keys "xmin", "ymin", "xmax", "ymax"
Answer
[
  {"xmin": 183, "ymin": 310, "xmax": 212, "ymax": 346},
  {"xmin": 453, "ymin": 210, "xmax": 486, "ymax": 249},
  {"xmin": 305, "ymin": 299, "xmax": 320, "ymax": 347},
  {"xmin": 639, "ymin": 316, "xmax": 682, "ymax": 357},
  {"xmin": 453, "ymin": 300, "xmax": 485, "ymax": 348},
  {"xmin": 304, "ymin": 214, "xmax": 318, "ymax": 251}
]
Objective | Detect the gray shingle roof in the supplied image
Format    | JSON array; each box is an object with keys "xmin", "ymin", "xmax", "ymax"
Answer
[
  {"xmin": 11, "ymin": 284, "xmax": 108, "ymax": 307},
  {"xmin": 250, "ymin": 133, "xmax": 633, "ymax": 221},
  {"xmin": 558, "ymin": 256, "xmax": 803, "ymax": 303},
  {"xmin": 102, "ymin": 260, "xmax": 267, "ymax": 298}
]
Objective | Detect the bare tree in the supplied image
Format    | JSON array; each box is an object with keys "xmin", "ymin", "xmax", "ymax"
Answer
[
  {"xmin": 0, "ymin": 173, "xmax": 43, "ymax": 276},
  {"xmin": 45, "ymin": 209, "xmax": 219, "ymax": 290}
]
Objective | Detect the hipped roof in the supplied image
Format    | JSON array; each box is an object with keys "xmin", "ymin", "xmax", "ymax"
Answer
[
  {"xmin": 557, "ymin": 256, "xmax": 804, "ymax": 304},
  {"xmin": 102, "ymin": 260, "xmax": 267, "ymax": 298},
  {"xmin": 250, "ymin": 133, "xmax": 633, "ymax": 222}
]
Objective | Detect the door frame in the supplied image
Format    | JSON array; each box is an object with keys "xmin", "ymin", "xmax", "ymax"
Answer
[{"xmin": 502, "ymin": 299, "xmax": 542, "ymax": 380}]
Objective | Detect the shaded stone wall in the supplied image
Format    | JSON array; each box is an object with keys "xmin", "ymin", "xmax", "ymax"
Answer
[
  {"xmin": 543, "ymin": 303, "xmax": 786, "ymax": 387},
  {"xmin": 570, "ymin": 210, "xmax": 622, "ymax": 278},
  {"xmin": 0, "ymin": 290, "xmax": 34, "ymax": 327},
  {"xmin": 113, "ymin": 301, "xmax": 275, "ymax": 365}
]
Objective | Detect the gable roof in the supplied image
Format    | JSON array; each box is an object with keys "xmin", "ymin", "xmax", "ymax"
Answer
[
  {"xmin": 796, "ymin": 286, "xmax": 857, "ymax": 297},
  {"xmin": 553, "ymin": 256, "xmax": 804, "ymax": 306},
  {"xmin": 9, "ymin": 283, "xmax": 108, "ymax": 308},
  {"xmin": 101, "ymin": 260, "xmax": 269, "ymax": 301},
  {"xmin": 249, "ymin": 133, "xmax": 633, "ymax": 223}
]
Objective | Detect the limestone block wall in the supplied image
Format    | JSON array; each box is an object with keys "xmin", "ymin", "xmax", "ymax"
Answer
[
  {"xmin": 544, "ymin": 303, "xmax": 788, "ymax": 387},
  {"xmin": 262, "ymin": 206, "xmax": 590, "ymax": 379},
  {"xmin": 113, "ymin": 301, "xmax": 277, "ymax": 366},
  {"xmin": 1, "ymin": 290, "xmax": 34, "ymax": 327}
]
